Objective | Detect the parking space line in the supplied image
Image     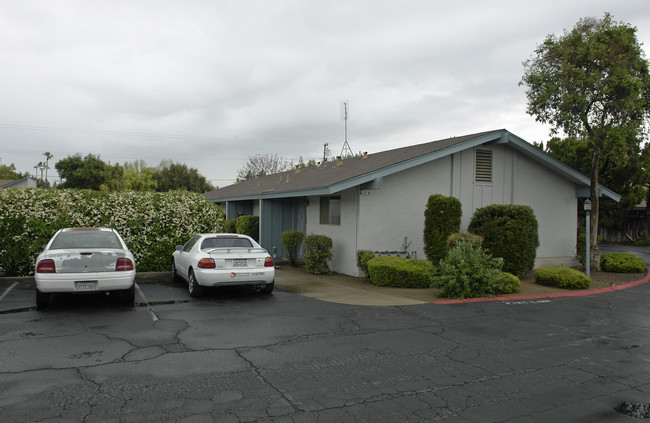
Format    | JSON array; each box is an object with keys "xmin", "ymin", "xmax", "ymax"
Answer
[
  {"xmin": 0, "ymin": 282, "xmax": 19, "ymax": 302},
  {"xmin": 135, "ymin": 283, "xmax": 160, "ymax": 323}
]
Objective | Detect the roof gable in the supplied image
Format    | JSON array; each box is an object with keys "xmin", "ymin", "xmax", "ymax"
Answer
[{"xmin": 204, "ymin": 129, "xmax": 619, "ymax": 202}]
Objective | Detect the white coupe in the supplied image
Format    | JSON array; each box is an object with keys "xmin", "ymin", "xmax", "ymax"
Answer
[{"xmin": 171, "ymin": 233, "xmax": 275, "ymax": 297}]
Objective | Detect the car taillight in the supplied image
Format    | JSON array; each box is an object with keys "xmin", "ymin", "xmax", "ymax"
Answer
[
  {"xmin": 198, "ymin": 258, "xmax": 216, "ymax": 269},
  {"xmin": 36, "ymin": 259, "xmax": 56, "ymax": 273},
  {"xmin": 116, "ymin": 258, "xmax": 134, "ymax": 271},
  {"xmin": 264, "ymin": 257, "xmax": 274, "ymax": 267}
]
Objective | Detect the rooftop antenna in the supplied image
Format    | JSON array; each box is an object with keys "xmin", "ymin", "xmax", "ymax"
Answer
[
  {"xmin": 340, "ymin": 100, "xmax": 353, "ymax": 158},
  {"xmin": 323, "ymin": 142, "xmax": 330, "ymax": 162}
]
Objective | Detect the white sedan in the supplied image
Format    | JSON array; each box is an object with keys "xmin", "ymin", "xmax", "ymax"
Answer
[
  {"xmin": 35, "ymin": 227, "xmax": 136, "ymax": 308},
  {"xmin": 171, "ymin": 233, "xmax": 275, "ymax": 297}
]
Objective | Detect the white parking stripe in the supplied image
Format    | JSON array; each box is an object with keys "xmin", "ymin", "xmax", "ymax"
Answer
[
  {"xmin": 135, "ymin": 283, "xmax": 160, "ymax": 322},
  {"xmin": 0, "ymin": 282, "xmax": 19, "ymax": 302}
]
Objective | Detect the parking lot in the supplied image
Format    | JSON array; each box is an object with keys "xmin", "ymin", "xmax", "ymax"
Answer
[{"xmin": 2, "ymin": 270, "xmax": 650, "ymax": 422}]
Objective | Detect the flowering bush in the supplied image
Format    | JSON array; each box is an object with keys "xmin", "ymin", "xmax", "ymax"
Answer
[{"xmin": 0, "ymin": 188, "xmax": 224, "ymax": 275}]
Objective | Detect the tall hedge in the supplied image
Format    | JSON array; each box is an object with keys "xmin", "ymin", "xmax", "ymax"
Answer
[
  {"xmin": 235, "ymin": 215, "xmax": 259, "ymax": 241},
  {"xmin": 304, "ymin": 234, "xmax": 333, "ymax": 275},
  {"xmin": 423, "ymin": 194, "xmax": 462, "ymax": 263},
  {"xmin": 0, "ymin": 188, "xmax": 224, "ymax": 275},
  {"xmin": 468, "ymin": 204, "xmax": 539, "ymax": 277}
]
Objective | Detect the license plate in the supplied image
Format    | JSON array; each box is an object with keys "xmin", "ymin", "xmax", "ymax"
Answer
[
  {"xmin": 232, "ymin": 259, "xmax": 248, "ymax": 268},
  {"xmin": 75, "ymin": 281, "xmax": 97, "ymax": 291}
]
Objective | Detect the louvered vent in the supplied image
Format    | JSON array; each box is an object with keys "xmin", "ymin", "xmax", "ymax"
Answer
[{"xmin": 475, "ymin": 150, "xmax": 493, "ymax": 183}]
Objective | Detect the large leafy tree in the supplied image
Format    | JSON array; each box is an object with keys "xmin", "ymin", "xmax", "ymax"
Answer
[
  {"xmin": 0, "ymin": 158, "xmax": 23, "ymax": 179},
  {"xmin": 540, "ymin": 136, "xmax": 650, "ymax": 227},
  {"xmin": 154, "ymin": 159, "xmax": 214, "ymax": 193},
  {"xmin": 55, "ymin": 154, "xmax": 110, "ymax": 190},
  {"xmin": 520, "ymin": 13, "xmax": 650, "ymax": 270}
]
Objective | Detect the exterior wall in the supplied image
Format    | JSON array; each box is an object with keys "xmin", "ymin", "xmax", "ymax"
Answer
[
  {"xmin": 357, "ymin": 155, "xmax": 454, "ymax": 268},
  {"xmin": 513, "ymin": 152, "xmax": 578, "ymax": 267},
  {"xmin": 338, "ymin": 144, "xmax": 577, "ymax": 276},
  {"xmin": 306, "ymin": 188, "xmax": 359, "ymax": 276}
]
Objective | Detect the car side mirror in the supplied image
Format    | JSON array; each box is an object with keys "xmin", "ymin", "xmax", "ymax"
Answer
[{"xmin": 175, "ymin": 245, "xmax": 183, "ymax": 251}]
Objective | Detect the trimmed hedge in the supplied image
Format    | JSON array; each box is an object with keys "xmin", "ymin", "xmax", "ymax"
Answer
[
  {"xmin": 600, "ymin": 252, "xmax": 646, "ymax": 273},
  {"xmin": 367, "ymin": 256, "xmax": 435, "ymax": 288},
  {"xmin": 468, "ymin": 204, "xmax": 539, "ymax": 277},
  {"xmin": 281, "ymin": 230, "xmax": 304, "ymax": 266},
  {"xmin": 235, "ymin": 215, "xmax": 259, "ymax": 241},
  {"xmin": 0, "ymin": 188, "xmax": 224, "ymax": 275},
  {"xmin": 304, "ymin": 234, "xmax": 333, "ymax": 275},
  {"xmin": 423, "ymin": 194, "xmax": 462, "ymax": 264},
  {"xmin": 356, "ymin": 250, "xmax": 375, "ymax": 279},
  {"xmin": 534, "ymin": 267, "xmax": 591, "ymax": 289},
  {"xmin": 495, "ymin": 272, "xmax": 521, "ymax": 294}
]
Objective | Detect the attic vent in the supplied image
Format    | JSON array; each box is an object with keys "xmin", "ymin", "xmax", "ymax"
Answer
[{"xmin": 475, "ymin": 149, "xmax": 493, "ymax": 183}]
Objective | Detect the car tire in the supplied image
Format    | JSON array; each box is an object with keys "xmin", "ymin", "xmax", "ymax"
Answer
[
  {"xmin": 35, "ymin": 289, "xmax": 50, "ymax": 309},
  {"xmin": 260, "ymin": 281, "xmax": 274, "ymax": 294},
  {"xmin": 188, "ymin": 269, "xmax": 203, "ymax": 298},
  {"xmin": 121, "ymin": 284, "xmax": 135, "ymax": 305},
  {"xmin": 171, "ymin": 258, "xmax": 181, "ymax": 283}
]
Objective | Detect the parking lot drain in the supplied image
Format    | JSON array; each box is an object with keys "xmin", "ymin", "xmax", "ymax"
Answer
[{"xmin": 617, "ymin": 402, "xmax": 650, "ymax": 419}]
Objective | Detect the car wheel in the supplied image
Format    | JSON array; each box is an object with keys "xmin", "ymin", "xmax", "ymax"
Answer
[
  {"xmin": 188, "ymin": 269, "xmax": 203, "ymax": 298},
  {"xmin": 35, "ymin": 289, "xmax": 50, "ymax": 309},
  {"xmin": 260, "ymin": 281, "xmax": 274, "ymax": 294},
  {"xmin": 171, "ymin": 258, "xmax": 181, "ymax": 283},
  {"xmin": 121, "ymin": 284, "xmax": 135, "ymax": 305}
]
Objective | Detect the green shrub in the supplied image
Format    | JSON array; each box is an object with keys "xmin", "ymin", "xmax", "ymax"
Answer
[
  {"xmin": 432, "ymin": 237, "xmax": 504, "ymax": 299},
  {"xmin": 281, "ymin": 230, "xmax": 304, "ymax": 266},
  {"xmin": 494, "ymin": 272, "xmax": 521, "ymax": 294},
  {"xmin": 534, "ymin": 267, "xmax": 591, "ymax": 289},
  {"xmin": 223, "ymin": 219, "xmax": 237, "ymax": 233},
  {"xmin": 235, "ymin": 215, "xmax": 259, "ymax": 241},
  {"xmin": 0, "ymin": 188, "xmax": 224, "ymax": 275},
  {"xmin": 600, "ymin": 252, "xmax": 646, "ymax": 273},
  {"xmin": 356, "ymin": 250, "xmax": 375, "ymax": 279},
  {"xmin": 468, "ymin": 204, "xmax": 539, "ymax": 277},
  {"xmin": 367, "ymin": 256, "xmax": 435, "ymax": 288},
  {"xmin": 423, "ymin": 194, "xmax": 462, "ymax": 264},
  {"xmin": 304, "ymin": 234, "xmax": 333, "ymax": 275}
]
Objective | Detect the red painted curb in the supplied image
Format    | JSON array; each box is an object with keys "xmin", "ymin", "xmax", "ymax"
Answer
[{"xmin": 433, "ymin": 268, "xmax": 650, "ymax": 305}]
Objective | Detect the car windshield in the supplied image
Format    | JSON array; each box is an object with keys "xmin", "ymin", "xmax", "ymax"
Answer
[
  {"xmin": 201, "ymin": 237, "xmax": 253, "ymax": 249},
  {"xmin": 49, "ymin": 231, "xmax": 123, "ymax": 250}
]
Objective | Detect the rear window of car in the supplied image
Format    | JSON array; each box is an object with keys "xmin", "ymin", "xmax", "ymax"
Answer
[
  {"xmin": 201, "ymin": 237, "xmax": 253, "ymax": 249},
  {"xmin": 49, "ymin": 231, "xmax": 123, "ymax": 250}
]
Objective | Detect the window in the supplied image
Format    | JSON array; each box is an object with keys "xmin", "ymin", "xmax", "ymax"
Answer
[
  {"xmin": 475, "ymin": 149, "xmax": 493, "ymax": 183},
  {"xmin": 182, "ymin": 235, "xmax": 201, "ymax": 252},
  {"xmin": 320, "ymin": 196, "xmax": 341, "ymax": 225}
]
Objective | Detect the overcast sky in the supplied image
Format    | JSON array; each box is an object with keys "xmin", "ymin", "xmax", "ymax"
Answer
[{"xmin": 1, "ymin": 1, "xmax": 649, "ymax": 187}]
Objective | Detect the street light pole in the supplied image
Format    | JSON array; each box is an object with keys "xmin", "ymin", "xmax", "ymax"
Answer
[{"xmin": 584, "ymin": 199, "xmax": 592, "ymax": 278}]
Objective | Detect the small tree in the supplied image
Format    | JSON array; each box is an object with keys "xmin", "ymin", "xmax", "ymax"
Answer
[
  {"xmin": 423, "ymin": 194, "xmax": 462, "ymax": 264},
  {"xmin": 281, "ymin": 230, "xmax": 304, "ymax": 266},
  {"xmin": 304, "ymin": 235, "xmax": 333, "ymax": 275}
]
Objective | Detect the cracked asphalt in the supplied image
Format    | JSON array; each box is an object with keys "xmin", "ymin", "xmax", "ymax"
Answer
[{"xmin": 1, "ymin": 271, "xmax": 650, "ymax": 422}]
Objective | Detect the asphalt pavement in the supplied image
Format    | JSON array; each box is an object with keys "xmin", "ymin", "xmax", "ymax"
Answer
[{"xmin": 1, "ymin": 262, "xmax": 650, "ymax": 422}]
